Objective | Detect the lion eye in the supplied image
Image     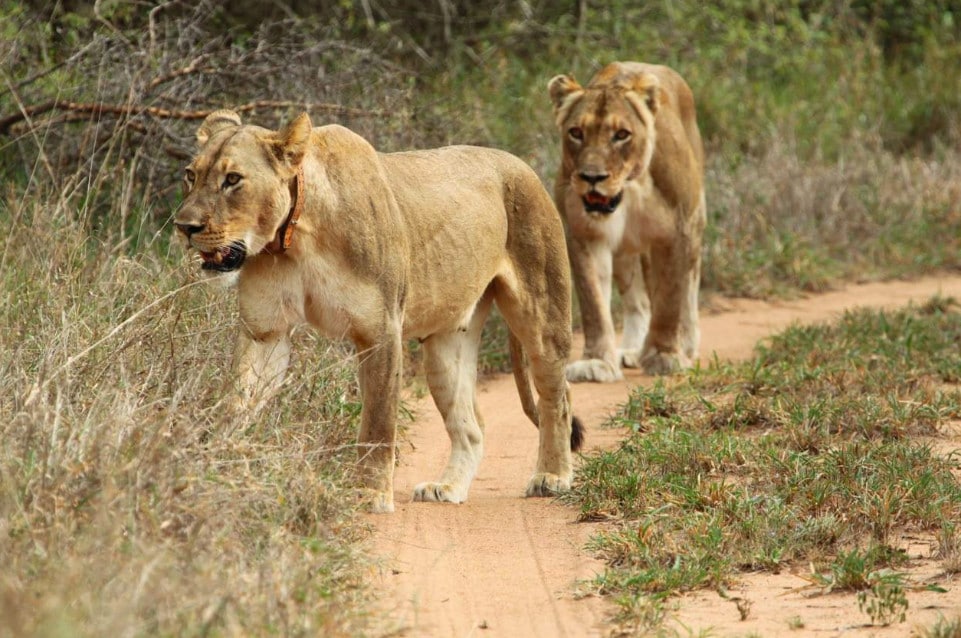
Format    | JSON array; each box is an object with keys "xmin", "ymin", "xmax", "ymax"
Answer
[
  {"xmin": 222, "ymin": 172, "xmax": 242, "ymax": 189},
  {"xmin": 184, "ymin": 168, "xmax": 196, "ymax": 183},
  {"xmin": 613, "ymin": 129, "xmax": 631, "ymax": 142},
  {"xmin": 568, "ymin": 127, "xmax": 584, "ymax": 142}
]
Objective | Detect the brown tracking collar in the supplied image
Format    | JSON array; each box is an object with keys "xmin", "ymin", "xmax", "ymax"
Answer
[{"xmin": 263, "ymin": 165, "xmax": 305, "ymax": 255}]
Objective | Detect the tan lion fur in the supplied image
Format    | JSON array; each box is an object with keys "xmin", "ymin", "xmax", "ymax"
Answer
[
  {"xmin": 548, "ymin": 62, "xmax": 706, "ymax": 382},
  {"xmin": 174, "ymin": 111, "xmax": 581, "ymax": 512}
]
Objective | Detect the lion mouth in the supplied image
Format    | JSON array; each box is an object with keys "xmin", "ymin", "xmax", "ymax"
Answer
[
  {"xmin": 200, "ymin": 242, "xmax": 246, "ymax": 272},
  {"xmin": 582, "ymin": 191, "xmax": 623, "ymax": 215}
]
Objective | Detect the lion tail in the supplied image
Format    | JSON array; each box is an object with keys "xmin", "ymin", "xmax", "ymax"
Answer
[
  {"xmin": 508, "ymin": 331, "xmax": 539, "ymax": 426},
  {"xmin": 508, "ymin": 332, "xmax": 585, "ymax": 453}
]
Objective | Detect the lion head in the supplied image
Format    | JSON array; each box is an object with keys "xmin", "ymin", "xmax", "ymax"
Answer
[
  {"xmin": 174, "ymin": 110, "xmax": 312, "ymax": 275},
  {"xmin": 548, "ymin": 71, "xmax": 660, "ymax": 215}
]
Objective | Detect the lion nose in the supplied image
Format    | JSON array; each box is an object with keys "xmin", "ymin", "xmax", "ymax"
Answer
[
  {"xmin": 175, "ymin": 221, "xmax": 205, "ymax": 237},
  {"xmin": 578, "ymin": 171, "xmax": 609, "ymax": 186}
]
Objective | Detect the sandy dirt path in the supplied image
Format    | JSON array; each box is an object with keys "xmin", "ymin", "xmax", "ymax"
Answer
[{"xmin": 369, "ymin": 274, "xmax": 961, "ymax": 637}]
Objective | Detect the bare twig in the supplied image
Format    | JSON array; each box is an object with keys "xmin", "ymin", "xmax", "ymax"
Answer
[
  {"xmin": 0, "ymin": 76, "xmax": 57, "ymax": 184},
  {"xmin": 148, "ymin": 0, "xmax": 181, "ymax": 53},
  {"xmin": 0, "ymin": 100, "xmax": 385, "ymax": 135},
  {"xmin": 147, "ymin": 55, "xmax": 216, "ymax": 91}
]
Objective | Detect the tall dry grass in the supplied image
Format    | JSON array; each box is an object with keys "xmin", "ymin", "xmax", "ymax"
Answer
[
  {"xmin": 703, "ymin": 135, "xmax": 961, "ymax": 298},
  {"xmin": 0, "ymin": 125, "xmax": 376, "ymax": 636}
]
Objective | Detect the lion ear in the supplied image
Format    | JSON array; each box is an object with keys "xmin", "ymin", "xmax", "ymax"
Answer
[
  {"xmin": 273, "ymin": 112, "xmax": 312, "ymax": 168},
  {"xmin": 548, "ymin": 74, "xmax": 582, "ymax": 107},
  {"xmin": 196, "ymin": 110, "xmax": 242, "ymax": 146},
  {"xmin": 630, "ymin": 73, "xmax": 661, "ymax": 115},
  {"xmin": 548, "ymin": 74, "xmax": 584, "ymax": 127}
]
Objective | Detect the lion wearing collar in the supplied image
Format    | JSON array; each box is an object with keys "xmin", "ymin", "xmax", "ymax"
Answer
[{"xmin": 174, "ymin": 110, "xmax": 583, "ymax": 513}]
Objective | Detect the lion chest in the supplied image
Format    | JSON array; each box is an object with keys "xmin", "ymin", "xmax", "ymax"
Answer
[
  {"xmin": 240, "ymin": 254, "xmax": 384, "ymax": 341},
  {"xmin": 568, "ymin": 175, "xmax": 677, "ymax": 255}
]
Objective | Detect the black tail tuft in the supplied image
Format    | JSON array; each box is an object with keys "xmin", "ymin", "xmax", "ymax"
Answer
[{"xmin": 570, "ymin": 415, "xmax": 585, "ymax": 452}]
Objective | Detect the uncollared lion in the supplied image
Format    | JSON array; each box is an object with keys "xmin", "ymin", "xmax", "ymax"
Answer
[
  {"xmin": 173, "ymin": 110, "xmax": 583, "ymax": 513},
  {"xmin": 548, "ymin": 62, "xmax": 706, "ymax": 382}
]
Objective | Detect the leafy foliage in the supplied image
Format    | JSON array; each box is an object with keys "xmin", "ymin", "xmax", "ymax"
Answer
[{"xmin": 4, "ymin": 1, "xmax": 961, "ymax": 300}]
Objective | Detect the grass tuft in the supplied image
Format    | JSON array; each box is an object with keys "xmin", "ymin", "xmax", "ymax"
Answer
[{"xmin": 915, "ymin": 615, "xmax": 961, "ymax": 638}]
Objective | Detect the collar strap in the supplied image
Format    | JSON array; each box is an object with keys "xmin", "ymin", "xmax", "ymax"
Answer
[{"xmin": 264, "ymin": 165, "xmax": 305, "ymax": 255}]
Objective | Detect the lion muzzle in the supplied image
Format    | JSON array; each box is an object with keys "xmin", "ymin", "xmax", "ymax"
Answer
[
  {"xmin": 200, "ymin": 242, "xmax": 246, "ymax": 272},
  {"xmin": 582, "ymin": 190, "xmax": 623, "ymax": 215}
]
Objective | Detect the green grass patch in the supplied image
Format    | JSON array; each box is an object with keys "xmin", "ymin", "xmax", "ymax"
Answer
[{"xmin": 570, "ymin": 298, "xmax": 961, "ymax": 629}]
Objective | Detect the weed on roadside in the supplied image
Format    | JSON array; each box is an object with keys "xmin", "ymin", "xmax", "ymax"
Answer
[{"xmin": 914, "ymin": 615, "xmax": 961, "ymax": 638}]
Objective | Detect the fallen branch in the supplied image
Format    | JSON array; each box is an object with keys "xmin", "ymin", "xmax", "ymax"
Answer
[{"xmin": 0, "ymin": 99, "xmax": 384, "ymax": 135}]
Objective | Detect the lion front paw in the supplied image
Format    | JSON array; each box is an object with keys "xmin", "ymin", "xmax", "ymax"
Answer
[
  {"xmin": 358, "ymin": 488, "xmax": 395, "ymax": 514},
  {"xmin": 525, "ymin": 473, "xmax": 572, "ymax": 497},
  {"xmin": 619, "ymin": 348, "xmax": 644, "ymax": 369},
  {"xmin": 566, "ymin": 359, "xmax": 624, "ymax": 383},
  {"xmin": 640, "ymin": 350, "xmax": 691, "ymax": 376},
  {"xmin": 412, "ymin": 481, "xmax": 468, "ymax": 504}
]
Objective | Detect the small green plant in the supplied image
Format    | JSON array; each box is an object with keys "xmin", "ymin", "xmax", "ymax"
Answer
[
  {"xmin": 609, "ymin": 593, "xmax": 670, "ymax": 636},
  {"xmin": 857, "ymin": 572, "xmax": 909, "ymax": 626},
  {"xmin": 937, "ymin": 523, "xmax": 961, "ymax": 575},
  {"xmin": 914, "ymin": 615, "xmax": 961, "ymax": 638},
  {"xmin": 808, "ymin": 548, "xmax": 874, "ymax": 592}
]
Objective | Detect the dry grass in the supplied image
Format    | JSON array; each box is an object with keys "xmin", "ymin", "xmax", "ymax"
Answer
[
  {"xmin": 703, "ymin": 136, "xmax": 961, "ymax": 298},
  {"xmin": 0, "ymin": 152, "xmax": 375, "ymax": 635}
]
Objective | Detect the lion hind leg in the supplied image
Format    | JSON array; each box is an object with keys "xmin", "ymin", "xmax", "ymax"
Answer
[
  {"xmin": 494, "ymin": 285, "xmax": 576, "ymax": 496},
  {"xmin": 523, "ymin": 384, "xmax": 576, "ymax": 497},
  {"xmin": 638, "ymin": 327, "xmax": 692, "ymax": 376},
  {"xmin": 412, "ymin": 297, "xmax": 491, "ymax": 504},
  {"xmin": 523, "ymin": 384, "xmax": 578, "ymax": 496},
  {"xmin": 636, "ymin": 240, "xmax": 699, "ymax": 375}
]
